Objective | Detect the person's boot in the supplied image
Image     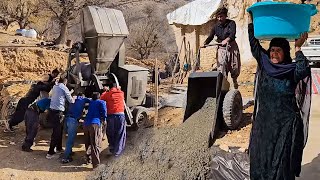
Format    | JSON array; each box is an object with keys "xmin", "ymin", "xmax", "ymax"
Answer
[
  {"xmin": 84, "ymin": 154, "xmax": 92, "ymax": 164},
  {"xmin": 62, "ymin": 157, "xmax": 73, "ymax": 164},
  {"xmin": 22, "ymin": 145, "xmax": 33, "ymax": 152}
]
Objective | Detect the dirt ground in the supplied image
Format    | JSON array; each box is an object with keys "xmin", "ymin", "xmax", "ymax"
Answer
[
  {"xmin": 0, "ymin": 125, "xmax": 93, "ymax": 180},
  {"xmin": 0, "ymin": 29, "xmax": 256, "ymax": 179}
]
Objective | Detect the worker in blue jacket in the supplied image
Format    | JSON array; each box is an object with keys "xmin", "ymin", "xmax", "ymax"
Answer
[
  {"xmin": 22, "ymin": 98, "xmax": 51, "ymax": 152},
  {"xmin": 83, "ymin": 92, "xmax": 107, "ymax": 169},
  {"xmin": 62, "ymin": 93, "xmax": 90, "ymax": 163}
]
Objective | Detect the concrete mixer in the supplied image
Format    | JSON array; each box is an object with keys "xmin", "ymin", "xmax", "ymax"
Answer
[{"xmin": 65, "ymin": 6, "xmax": 148, "ymax": 129}]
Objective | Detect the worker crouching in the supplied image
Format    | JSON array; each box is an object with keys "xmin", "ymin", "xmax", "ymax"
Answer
[
  {"xmin": 22, "ymin": 98, "xmax": 51, "ymax": 152},
  {"xmin": 101, "ymin": 83, "xmax": 126, "ymax": 157}
]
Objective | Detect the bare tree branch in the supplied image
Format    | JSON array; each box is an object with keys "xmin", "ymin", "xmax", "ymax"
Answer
[{"xmin": 0, "ymin": 0, "xmax": 41, "ymax": 29}]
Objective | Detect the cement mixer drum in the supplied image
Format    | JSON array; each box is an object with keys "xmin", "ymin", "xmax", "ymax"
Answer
[{"xmin": 81, "ymin": 6, "xmax": 129, "ymax": 74}]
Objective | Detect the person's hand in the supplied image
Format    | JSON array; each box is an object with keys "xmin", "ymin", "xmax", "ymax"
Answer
[
  {"xmin": 295, "ymin": 32, "xmax": 308, "ymax": 48},
  {"xmin": 221, "ymin": 38, "xmax": 229, "ymax": 46},
  {"xmin": 102, "ymin": 120, "xmax": 106, "ymax": 126},
  {"xmin": 295, "ymin": 32, "xmax": 308, "ymax": 51},
  {"xmin": 248, "ymin": 11, "xmax": 253, "ymax": 24},
  {"xmin": 103, "ymin": 86, "xmax": 109, "ymax": 92}
]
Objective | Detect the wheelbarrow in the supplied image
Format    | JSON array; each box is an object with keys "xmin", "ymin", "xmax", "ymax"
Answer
[{"xmin": 184, "ymin": 43, "xmax": 243, "ymax": 147}]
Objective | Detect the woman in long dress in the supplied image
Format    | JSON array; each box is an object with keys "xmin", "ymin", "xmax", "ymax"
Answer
[{"xmin": 248, "ymin": 13, "xmax": 312, "ymax": 179}]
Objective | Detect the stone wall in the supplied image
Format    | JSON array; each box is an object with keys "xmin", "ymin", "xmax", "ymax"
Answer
[{"xmin": 170, "ymin": 20, "xmax": 218, "ymax": 71}]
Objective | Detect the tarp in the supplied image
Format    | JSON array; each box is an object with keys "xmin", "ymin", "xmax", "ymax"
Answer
[
  {"xmin": 167, "ymin": 0, "xmax": 222, "ymax": 25},
  {"xmin": 207, "ymin": 150, "xmax": 250, "ymax": 180}
]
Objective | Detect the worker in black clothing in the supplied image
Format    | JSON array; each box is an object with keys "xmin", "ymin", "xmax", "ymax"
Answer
[
  {"xmin": 203, "ymin": 7, "xmax": 241, "ymax": 89},
  {"xmin": 38, "ymin": 68, "xmax": 60, "ymax": 99},
  {"xmin": 4, "ymin": 69, "xmax": 59, "ymax": 132}
]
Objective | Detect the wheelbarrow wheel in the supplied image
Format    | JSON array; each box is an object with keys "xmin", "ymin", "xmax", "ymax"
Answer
[
  {"xmin": 222, "ymin": 89, "xmax": 243, "ymax": 130},
  {"xmin": 131, "ymin": 106, "xmax": 148, "ymax": 131}
]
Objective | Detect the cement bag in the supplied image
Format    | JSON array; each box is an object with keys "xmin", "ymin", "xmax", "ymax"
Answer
[{"xmin": 206, "ymin": 151, "xmax": 250, "ymax": 180}]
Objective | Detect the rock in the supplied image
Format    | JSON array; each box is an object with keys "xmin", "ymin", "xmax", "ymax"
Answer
[
  {"xmin": 219, "ymin": 144, "xmax": 230, "ymax": 152},
  {"xmin": 236, "ymin": 135, "xmax": 242, "ymax": 138},
  {"xmin": 239, "ymin": 147, "xmax": 247, "ymax": 153},
  {"xmin": 9, "ymin": 142, "xmax": 16, "ymax": 145},
  {"xmin": 6, "ymin": 22, "xmax": 20, "ymax": 32},
  {"xmin": 10, "ymin": 172, "xmax": 17, "ymax": 178}
]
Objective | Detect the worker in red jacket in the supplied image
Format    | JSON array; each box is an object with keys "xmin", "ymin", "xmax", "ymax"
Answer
[{"xmin": 100, "ymin": 82, "xmax": 126, "ymax": 157}]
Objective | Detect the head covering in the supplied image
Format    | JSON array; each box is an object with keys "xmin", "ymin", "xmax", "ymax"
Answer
[
  {"xmin": 216, "ymin": 7, "xmax": 228, "ymax": 16},
  {"xmin": 267, "ymin": 38, "xmax": 292, "ymax": 64}
]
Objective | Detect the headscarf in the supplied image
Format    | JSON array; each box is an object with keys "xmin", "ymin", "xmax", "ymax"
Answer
[{"xmin": 267, "ymin": 38, "xmax": 292, "ymax": 64}]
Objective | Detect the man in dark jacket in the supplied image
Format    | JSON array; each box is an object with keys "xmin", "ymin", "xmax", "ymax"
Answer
[
  {"xmin": 38, "ymin": 68, "xmax": 60, "ymax": 99},
  {"xmin": 22, "ymin": 98, "xmax": 51, "ymax": 152},
  {"xmin": 5, "ymin": 68, "xmax": 59, "ymax": 132},
  {"xmin": 203, "ymin": 7, "xmax": 241, "ymax": 89},
  {"xmin": 5, "ymin": 82, "xmax": 50, "ymax": 132}
]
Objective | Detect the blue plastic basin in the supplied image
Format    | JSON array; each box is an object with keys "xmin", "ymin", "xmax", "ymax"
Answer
[{"xmin": 247, "ymin": 2, "xmax": 318, "ymax": 40}]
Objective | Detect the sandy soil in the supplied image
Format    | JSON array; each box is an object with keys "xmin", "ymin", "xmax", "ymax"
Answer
[
  {"xmin": 0, "ymin": 124, "xmax": 94, "ymax": 180},
  {"xmin": 0, "ymin": 30, "xmax": 40, "ymax": 47}
]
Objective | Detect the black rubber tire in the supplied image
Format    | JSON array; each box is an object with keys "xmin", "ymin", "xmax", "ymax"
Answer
[
  {"xmin": 131, "ymin": 106, "xmax": 148, "ymax": 131},
  {"xmin": 222, "ymin": 89, "xmax": 243, "ymax": 130}
]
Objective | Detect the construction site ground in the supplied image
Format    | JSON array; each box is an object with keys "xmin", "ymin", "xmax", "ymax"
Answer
[
  {"xmin": 0, "ymin": 29, "xmax": 256, "ymax": 179},
  {"xmin": 0, "ymin": 29, "xmax": 319, "ymax": 179}
]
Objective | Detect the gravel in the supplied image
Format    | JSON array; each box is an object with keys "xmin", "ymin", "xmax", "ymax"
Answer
[{"xmin": 89, "ymin": 98, "xmax": 217, "ymax": 180}]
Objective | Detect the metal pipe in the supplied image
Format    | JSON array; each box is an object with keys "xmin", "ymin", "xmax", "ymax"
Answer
[{"xmin": 110, "ymin": 73, "xmax": 134, "ymax": 122}]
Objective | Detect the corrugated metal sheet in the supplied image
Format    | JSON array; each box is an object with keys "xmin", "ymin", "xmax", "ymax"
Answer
[
  {"xmin": 167, "ymin": 0, "xmax": 222, "ymax": 25},
  {"xmin": 83, "ymin": 6, "xmax": 129, "ymax": 36}
]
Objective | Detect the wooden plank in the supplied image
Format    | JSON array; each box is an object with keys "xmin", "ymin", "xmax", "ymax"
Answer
[{"xmin": 155, "ymin": 59, "xmax": 159, "ymax": 126}]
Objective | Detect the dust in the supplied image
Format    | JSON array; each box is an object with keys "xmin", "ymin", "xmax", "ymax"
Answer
[{"xmin": 90, "ymin": 98, "xmax": 217, "ymax": 180}]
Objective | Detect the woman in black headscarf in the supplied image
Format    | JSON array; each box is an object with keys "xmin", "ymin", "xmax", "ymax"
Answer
[{"xmin": 247, "ymin": 13, "xmax": 312, "ymax": 180}]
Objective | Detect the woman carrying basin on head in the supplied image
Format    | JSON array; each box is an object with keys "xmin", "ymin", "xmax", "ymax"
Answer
[{"xmin": 247, "ymin": 13, "xmax": 312, "ymax": 179}]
